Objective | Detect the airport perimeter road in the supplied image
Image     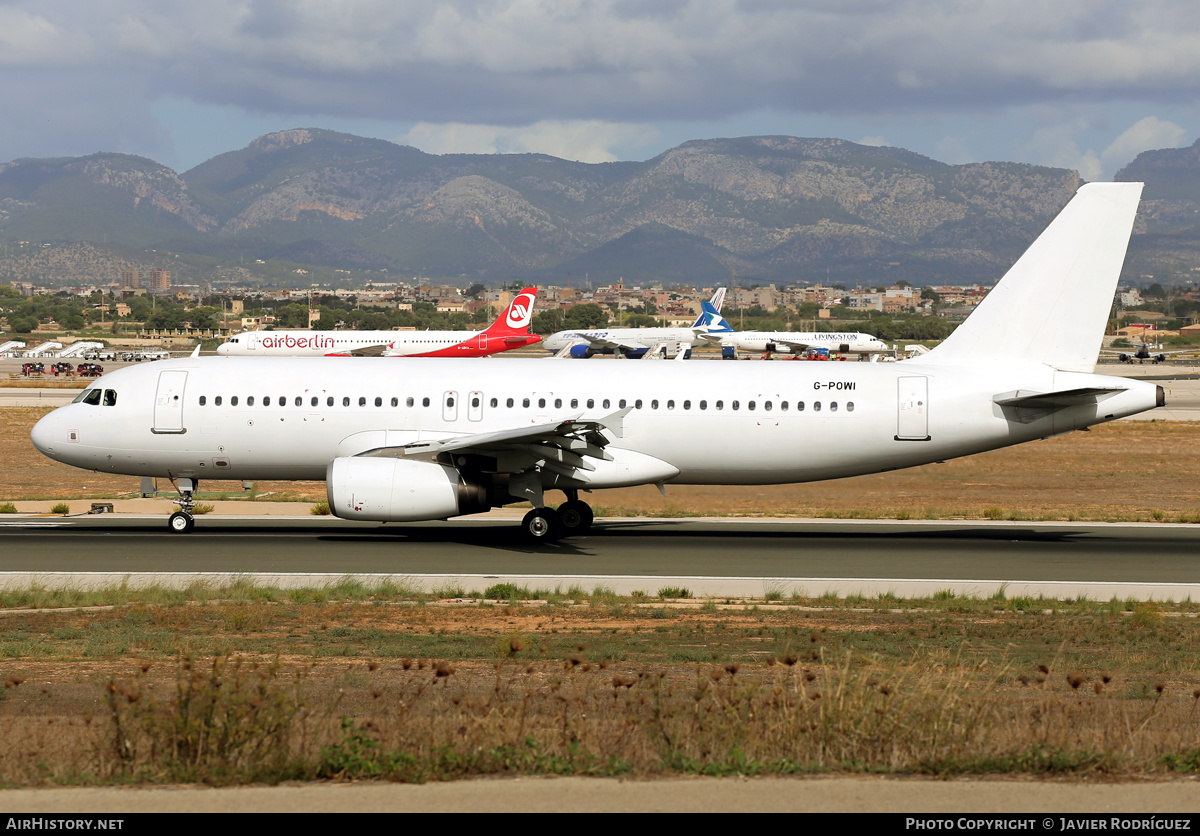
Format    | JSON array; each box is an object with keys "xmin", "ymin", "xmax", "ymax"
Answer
[{"xmin": 1, "ymin": 516, "xmax": 1198, "ymax": 600}]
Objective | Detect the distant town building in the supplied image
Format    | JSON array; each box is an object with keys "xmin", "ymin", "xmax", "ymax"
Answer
[
  {"xmin": 149, "ymin": 268, "xmax": 171, "ymax": 293},
  {"xmin": 121, "ymin": 269, "xmax": 141, "ymax": 289}
]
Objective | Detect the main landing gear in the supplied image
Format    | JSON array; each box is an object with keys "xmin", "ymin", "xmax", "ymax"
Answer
[
  {"xmin": 167, "ymin": 477, "xmax": 197, "ymax": 534},
  {"xmin": 520, "ymin": 491, "xmax": 595, "ymax": 542}
]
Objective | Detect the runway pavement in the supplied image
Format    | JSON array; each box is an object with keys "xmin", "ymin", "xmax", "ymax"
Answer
[{"xmin": 0, "ymin": 515, "xmax": 1197, "ymax": 601}]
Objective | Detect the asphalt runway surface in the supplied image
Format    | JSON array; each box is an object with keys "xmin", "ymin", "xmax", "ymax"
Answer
[{"xmin": 1, "ymin": 516, "xmax": 1198, "ymax": 601}]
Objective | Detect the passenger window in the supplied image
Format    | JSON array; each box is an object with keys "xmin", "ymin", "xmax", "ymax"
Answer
[
  {"xmin": 472, "ymin": 397, "xmax": 480, "ymax": 408},
  {"xmin": 375, "ymin": 397, "xmax": 383, "ymax": 407},
  {"xmin": 603, "ymin": 399, "xmax": 610, "ymax": 409},
  {"xmin": 343, "ymin": 397, "xmax": 350, "ymax": 407},
  {"xmin": 748, "ymin": 401, "xmax": 755, "ymax": 411},
  {"xmin": 683, "ymin": 400, "xmax": 691, "ymax": 410},
  {"xmin": 814, "ymin": 402, "xmax": 822, "ymax": 412},
  {"xmin": 732, "ymin": 400, "xmax": 740, "ymax": 411},
  {"xmin": 797, "ymin": 401, "xmax": 805, "ymax": 411},
  {"xmin": 422, "ymin": 397, "xmax": 430, "ymax": 407},
  {"xmin": 570, "ymin": 399, "xmax": 577, "ymax": 409},
  {"xmin": 327, "ymin": 397, "xmax": 334, "ymax": 407},
  {"xmin": 667, "ymin": 400, "xmax": 675, "ymax": 410},
  {"xmin": 523, "ymin": 398, "xmax": 530, "ymax": 408},
  {"xmin": 635, "ymin": 399, "xmax": 643, "ymax": 409},
  {"xmin": 587, "ymin": 399, "xmax": 594, "ymax": 409},
  {"xmin": 619, "ymin": 399, "xmax": 627, "ymax": 409},
  {"xmin": 764, "ymin": 401, "xmax": 772, "ymax": 411},
  {"xmin": 554, "ymin": 398, "xmax": 561, "ymax": 408},
  {"xmin": 847, "ymin": 402, "xmax": 855, "ymax": 412},
  {"xmin": 392, "ymin": 397, "xmax": 399, "ymax": 407},
  {"xmin": 407, "ymin": 397, "xmax": 414, "ymax": 407},
  {"xmin": 699, "ymin": 400, "xmax": 707, "ymax": 410},
  {"xmin": 830, "ymin": 402, "xmax": 838, "ymax": 412},
  {"xmin": 312, "ymin": 397, "xmax": 318, "ymax": 407},
  {"xmin": 716, "ymin": 400, "xmax": 723, "ymax": 410},
  {"xmin": 263, "ymin": 396, "xmax": 271, "ymax": 406},
  {"xmin": 295, "ymin": 396, "xmax": 302, "ymax": 407},
  {"xmin": 199, "ymin": 395, "xmax": 207, "ymax": 406},
  {"xmin": 651, "ymin": 400, "xmax": 658, "ymax": 409},
  {"xmin": 215, "ymin": 396, "xmax": 223, "ymax": 406},
  {"xmin": 231, "ymin": 396, "xmax": 239, "ymax": 406},
  {"xmin": 359, "ymin": 397, "xmax": 367, "ymax": 407},
  {"xmin": 538, "ymin": 398, "xmax": 546, "ymax": 408},
  {"xmin": 247, "ymin": 396, "xmax": 255, "ymax": 406},
  {"xmin": 780, "ymin": 401, "xmax": 787, "ymax": 411},
  {"xmin": 446, "ymin": 396, "xmax": 455, "ymax": 407},
  {"xmin": 506, "ymin": 398, "xmax": 513, "ymax": 408}
]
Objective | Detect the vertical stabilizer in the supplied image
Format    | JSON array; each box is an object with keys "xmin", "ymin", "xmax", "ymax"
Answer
[
  {"xmin": 481, "ymin": 287, "xmax": 538, "ymax": 336},
  {"xmin": 918, "ymin": 182, "xmax": 1143, "ymax": 372}
]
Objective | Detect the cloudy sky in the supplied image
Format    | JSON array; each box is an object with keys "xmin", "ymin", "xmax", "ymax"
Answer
[{"xmin": 2, "ymin": 0, "xmax": 1198, "ymax": 179}]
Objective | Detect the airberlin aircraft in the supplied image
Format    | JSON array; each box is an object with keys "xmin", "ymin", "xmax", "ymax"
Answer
[
  {"xmin": 216, "ymin": 287, "xmax": 541, "ymax": 357},
  {"xmin": 33, "ymin": 184, "xmax": 1162, "ymax": 540}
]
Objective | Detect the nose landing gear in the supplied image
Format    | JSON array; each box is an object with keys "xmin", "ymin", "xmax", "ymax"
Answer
[{"xmin": 167, "ymin": 476, "xmax": 198, "ymax": 534}]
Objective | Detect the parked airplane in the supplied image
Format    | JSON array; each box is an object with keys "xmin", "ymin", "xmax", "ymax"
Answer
[
  {"xmin": 697, "ymin": 317, "xmax": 891, "ymax": 358},
  {"xmin": 216, "ymin": 288, "xmax": 541, "ymax": 358},
  {"xmin": 1099, "ymin": 337, "xmax": 1196, "ymax": 364},
  {"xmin": 31, "ymin": 184, "xmax": 1161, "ymax": 541},
  {"xmin": 541, "ymin": 288, "xmax": 730, "ymax": 358}
]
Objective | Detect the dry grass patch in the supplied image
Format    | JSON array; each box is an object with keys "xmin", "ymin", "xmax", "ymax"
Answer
[{"xmin": 2, "ymin": 594, "xmax": 1200, "ymax": 783}]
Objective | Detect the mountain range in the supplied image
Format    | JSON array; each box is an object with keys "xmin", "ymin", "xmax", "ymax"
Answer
[{"xmin": 1, "ymin": 129, "xmax": 1197, "ymax": 287}]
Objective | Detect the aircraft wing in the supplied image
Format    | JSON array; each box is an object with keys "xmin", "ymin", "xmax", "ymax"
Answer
[
  {"xmin": 356, "ymin": 409, "xmax": 633, "ymax": 485},
  {"xmin": 349, "ymin": 343, "xmax": 393, "ymax": 357},
  {"xmin": 571, "ymin": 333, "xmax": 644, "ymax": 351},
  {"xmin": 769, "ymin": 337, "xmax": 811, "ymax": 353}
]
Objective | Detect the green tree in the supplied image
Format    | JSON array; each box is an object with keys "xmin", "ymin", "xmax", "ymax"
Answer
[
  {"xmin": 564, "ymin": 303, "xmax": 608, "ymax": 329},
  {"xmin": 531, "ymin": 309, "xmax": 565, "ymax": 335}
]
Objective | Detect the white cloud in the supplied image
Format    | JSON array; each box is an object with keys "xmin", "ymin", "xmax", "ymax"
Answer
[
  {"xmin": 857, "ymin": 136, "xmax": 890, "ymax": 147},
  {"xmin": 4, "ymin": 2, "xmax": 1200, "ymax": 172},
  {"xmin": 1100, "ymin": 116, "xmax": 1187, "ymax": 175},
  {"xmin": 1018, "ymin": 124, "xmax": 1103, "ymax": 180},
  {"xmin": 401, "ymin": 120, "xmax": 661, "ymax": 163}
]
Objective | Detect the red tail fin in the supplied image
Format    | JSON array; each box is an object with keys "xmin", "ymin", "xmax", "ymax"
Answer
[{"xmin": 482, "ymin": 287, "xmax": 538, "ymax": 336}]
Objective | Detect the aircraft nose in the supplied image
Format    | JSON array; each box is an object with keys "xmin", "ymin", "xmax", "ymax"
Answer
[{"xmin": 30, "ymin": 409, "xmax": 62, "ymax": 460}]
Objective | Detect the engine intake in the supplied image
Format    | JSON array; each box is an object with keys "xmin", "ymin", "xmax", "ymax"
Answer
[{"xmin": 326, "ymin": 457, "xmax": 488, "ymax": 522}]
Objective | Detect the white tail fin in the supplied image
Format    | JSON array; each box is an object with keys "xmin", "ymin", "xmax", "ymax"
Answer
[{"xmin": 919, "ymin": 182, "xmax": 1143, "ymax": 372}]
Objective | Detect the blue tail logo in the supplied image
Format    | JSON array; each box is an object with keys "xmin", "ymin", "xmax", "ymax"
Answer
[{"xmin": 692, "ymin": 302, "xmax": 735, "ymax": 333}]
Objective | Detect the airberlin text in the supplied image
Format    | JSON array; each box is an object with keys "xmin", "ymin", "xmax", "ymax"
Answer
[
  {"xmin": 813, "ymin": 381, "xmax": 856, "ymax": 391},
  {"xmin": 905, "ymin": 819, "xmax": 1192, "ymax": 831},
  {"xmin": 260, "ymin": 334, "xmax": 335, "ymax": 351}
]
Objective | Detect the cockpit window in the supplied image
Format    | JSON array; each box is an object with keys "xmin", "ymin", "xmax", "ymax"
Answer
[{"xmin": 103, "ymin": 389, "xmax": 117, "ymax": 406}]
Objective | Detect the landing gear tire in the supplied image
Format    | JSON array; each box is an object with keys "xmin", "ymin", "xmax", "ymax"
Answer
[
  {"xmin": 557, "ymin": 500, "xmax": 594, "ymax": 536},
  {"xmin": 521, "ymin": 508, "xmax": 561, "ymax": 542},
  {"xmin": 168, "ymin": 511, "xmax": 194, "ymax": 534}
]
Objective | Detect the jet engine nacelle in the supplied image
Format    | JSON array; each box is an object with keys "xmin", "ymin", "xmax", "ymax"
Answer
[
  {"xmin": 326, "ymin": 457, "xmax": 488, "ymax": 522},
  {"xmin": 568, "ymin": 344, "xmax": 595, "ymax": 358}
]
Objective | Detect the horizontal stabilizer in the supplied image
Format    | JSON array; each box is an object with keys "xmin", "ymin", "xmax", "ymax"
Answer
[{"xmin": 994, "ymin": 386, "xmax": 1126, "ymax": 410}]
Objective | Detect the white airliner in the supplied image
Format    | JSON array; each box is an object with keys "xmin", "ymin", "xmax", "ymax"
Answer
[
  {"xmin": 31, "ymin": 183, "xmax": 1161, "ymax": 540},
  {"xmin": 216, "ymin": 288, "xmax": 541, "ymax": 358},
  {"xmin": 541, "ymin": 288, "xmax": 729, "ymax": 357},
  {"xmin": 699, "ymin": 325, "xmax": 890, "ymax": 357}
]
